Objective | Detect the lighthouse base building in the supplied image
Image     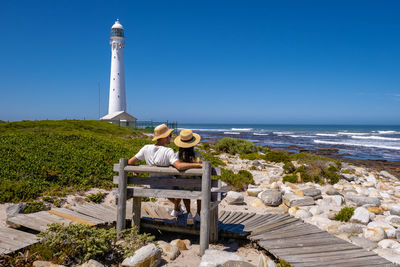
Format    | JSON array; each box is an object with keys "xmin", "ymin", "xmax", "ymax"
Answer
[
  {"xmin": 100, "ymin": 20, "xmax": 137, "ymax": 127},
  {"xmin": 101, "ymin": 111, "xmax": 137, "ymax": 127}
]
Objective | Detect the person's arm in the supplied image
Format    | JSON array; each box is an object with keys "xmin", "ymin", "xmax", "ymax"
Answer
[
  {"xmin": 128, "ymin": 156, "xmax": 139, "ymax": 165},
  {"xmin": 173, "ymin": 160, "xmax": 202, "ymax": 171}
]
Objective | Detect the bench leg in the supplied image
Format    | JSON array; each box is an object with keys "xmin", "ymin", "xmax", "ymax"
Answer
[
  {"xmin": 132, "ymin": 196, "xmax": 142, "ymax": 232},
  {"xmin": 209, "ymin": 203, "xmax": 218, "ymax": 243}
]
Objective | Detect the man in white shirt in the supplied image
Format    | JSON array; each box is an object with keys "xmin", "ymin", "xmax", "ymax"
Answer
[{"xmin": 128, "ymin": 124, "xmax": 201, "ymax": 216}]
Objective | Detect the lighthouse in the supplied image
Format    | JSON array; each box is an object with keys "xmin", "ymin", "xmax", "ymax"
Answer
[
  {"xmin": 101, "ymin": 20, "xmax": 137, "ymax": 126},
  {"xmin": 109, "ymin": 20, "xmax": 126, "ymax": 113}
]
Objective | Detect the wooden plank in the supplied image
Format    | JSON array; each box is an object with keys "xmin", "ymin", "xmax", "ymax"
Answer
[
  {"xmin": 132, "ymin": 197, "xmax": 141, "ymax": 231},
  {"xmin": 223, "ymin": 212, "xmax": 244, "ymax": 225},
  {"xmin": 243, "ymin": 214, "xmax": 279, "ymax": 231},
  {"xmin": 261, "ymin": 232, "xmax": 345, "ymax": 244},
  {"xmin": 0, "ymin": 227, "xmax": 37, "ymax": 243},
  {"xmin": 245, "ymin": 214, "xmax": 291, "ymax": 232},
  {"xmin": 271, "ymin": 243, "xmax": 361, "ymax": 256},
  {"xmin": 233, "ymin": 212, "xmax": 257, "ymax": 225},
  {"xmin": 209, "ymin": 205, "xmax": 218, "ymax": 242},
  {"xmin": 24, "ymin": 212, "xmax": 70, "ymax": 228},
  {"xmin": 124, "ymin": 165, "xmax": 199, "ymax": 176},
  {"xmin": 257, "ymin": 224, "xmax": 320, "ymax": 239},
  {"xmin": 255, "ymin": 231, "xmax": 331, "ymax": 245},
  {"xmin": 141, "ymin": 222, "xmax": 200, "ymax": 235},
  {"xmin": 254, "ymin": 220, "xmax": 307, "ymax": 235},
  {"xmin": 259, "ymin": 236, "xmax": 347, "ymax": 249},
  {"xmin": 250, "ymin": 217, "xmax": 299, "ymax": 236},
  {"xmin": 218, "ymin": 211, "xmax": 231, "ymax": 223},
  {"xmin": 123, "ymin": 165, "xmax": 221, "ymax": 176},
  {"xmin": 7, "ymin": 212, "xmax": 70, "ymax": 232},
  {"xmin": 221, "ymin": 213, "xmax": 257, "ymax": 232},
  {"xmin": 281, "ymin": 248, "xmax": 376, "ymax": 262},
  {"xmin": 128, "ymin": 187, "xmax": 203, "ymax": 199},
  {"xmin": 68, "ymin": 205, "xmax": 115, "ymax": 223},
  {"xmin": 245, "ymin": 213, "xmax": 287, "ymax": 228},
  {"xmin": 241, "ymin": 214, "xmax": 268, "ymax": 227},
  {"xmin": 0, "ymin": 247, "xmax": 11, "ymax": 254},
  {"xmin": 291, "ymin": 255, "xmax": 393, "ymax": 266},
  {"xmin": 113, "ymin": 176, "xmax": 220, "ymax": 188},
  {"xmin": 48, "ymin": 208, "xmax": 104, "ymax": 225}
]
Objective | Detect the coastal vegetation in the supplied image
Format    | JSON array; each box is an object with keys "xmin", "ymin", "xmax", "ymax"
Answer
[
  {"xmin": 216, "ymin": 137, "xmax": 269, "ymax": 155},
  {"xmin": 334, "ymin": 207, "xmax": 355, "ymax": 222},
  {"xmin": 218, "ymin": 137, "xmax": 342, "ymax": 185},
  {"xmin": 85, "ymin": 192, "xmax": 107, "ymax": 203},
  {"xmin": 215, "ymin": 169, "xmax": 254, "ymax": 191},
  {"xmin": 0, "ymin": 120, "xmax": 151, "ymax": 203},
  {"xmin": 23, "ymin": 201, "xmax": 47, "ymax": 214},
  {"xmin": 0, "ymin": 223, "xmax": 154, "ymax": 266}
]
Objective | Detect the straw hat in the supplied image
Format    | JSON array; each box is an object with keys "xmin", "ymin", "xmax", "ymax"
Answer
[
  {"xmin": 152, "ymin": 124, "xmax": 174, "ymax": 141},
  {"xmin": 174, "ymin": 129, "xmax": 201, "ymax": 148}
]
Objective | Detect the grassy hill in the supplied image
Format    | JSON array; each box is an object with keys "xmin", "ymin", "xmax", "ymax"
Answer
[{"xmin": 0, "ymin": 120, "xmax": 152, "ymax": 203}]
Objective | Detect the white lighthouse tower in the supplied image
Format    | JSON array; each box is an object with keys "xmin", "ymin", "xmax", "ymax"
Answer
[
  {"xmin": 109, "ymin": 20, "xmax": 126, "ymax": 113},
  {"xmin": 101, "ymin": 20, "xmax": 137, "ymax": 126}
]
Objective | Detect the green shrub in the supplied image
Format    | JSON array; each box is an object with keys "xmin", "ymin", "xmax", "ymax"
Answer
[
  {"xmin": 283, "ymin": 161, "xmax": 296, "ymax": 173},
  {"xmin": 85, "ymin": 192, "xmax": 106, "ymax": 203},
  {"xmin": 341, "ymin": 168, "xmax": 355, "ymax": 174},
  {"xmin": 278, "ymin": 259, "xmax": 293, "ymax": 267},
  {"xmin": 53, "ymin": 199, "xmax": 64, "ymax": 207},
  {"xmin": 240, "ymin": 153, "xmax": 263, "ymax": 160},
  {"xmin": 215, "ymin": 137, "xmax": 256, "ymax": 155},
  {"xmin": 200, "ymin": 143, "xmax": 210, "ymax": 151},
  {"xmin": 290, "ymin": 152, "xmax": 341, "ymax": 166},
  {"xmin": 201, "ymin": 152, "xmax": 226, "ymax": 167},
  {"xmin": 334, "ymin": 207, "xmax": 354, "ymax": 222},
  {"xmin": 23, "ymin": 201, "xmax": 46, "ymax": 214},
  {"xmin": 282, "ymin": 174, "xmax": 298, "ymax": 183},
  {"xmin": 216, "ymin": 168, "xmax": 254, "ymax": 191},
  {"xmin": 37, "ymin": 223, "xmax": 115, "ymax": 264},
  {"xmin": 36, "ymin": 223, "xmax": 154, "ymax": 265},
  {"xmin": 118, "ymin": 227, "xmax": 155, "ymax": 257},
  {"xmin": 0, "ymin": 120, "xmax": 153, "ymax": 203},
  {"xmin": 324, "ymin": 165, "xmax": 340, "ymax": 184},
  {"xmin": 264, "ymin": 151, "xmax": 290, "ymax": 163}
]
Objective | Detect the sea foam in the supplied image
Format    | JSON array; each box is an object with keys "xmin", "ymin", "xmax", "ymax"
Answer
[
  {"xmin": 377, "ymin": 130, "xmax": 399, "ymax": 134},
  {"xmin": 224, "ymin": 132, "xmax": 240, "ymax": 135},
  {"xmin": 313, "ymin": 140, "xmax": 400, "ymax": 150},
  {"xmin": 231, "ymin": 128, "xmax": 252, "ymax": 131},
  {"xmin": 338, "ymin": 132, "xmax": 369, "ymax": 136},
  {"xmin": 316, "ymin": 133, "xmax": 338, "ymax": 137},
  {"xmin": 351, "ymin": 135, "xmax": 400, "ymax": 141}
]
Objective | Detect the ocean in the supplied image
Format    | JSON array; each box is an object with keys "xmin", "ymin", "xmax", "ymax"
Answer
[{"xmin": 178, "ymin": 124, "xmax": 400, "ymax": 161}]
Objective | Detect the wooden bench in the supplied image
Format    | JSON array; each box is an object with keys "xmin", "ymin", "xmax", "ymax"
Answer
[{"xmin": 113, "ymin": 159, "xmax": 224, "ymax": 255}]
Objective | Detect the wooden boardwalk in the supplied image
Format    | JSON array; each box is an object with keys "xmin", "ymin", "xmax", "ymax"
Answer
[
  {"xmin": 219, "ymin": 211, "xmax": 396, "ymax": 267},
  {"xmin": 1, "ymin": 205, "xmax": 397, "ymax": 266}
]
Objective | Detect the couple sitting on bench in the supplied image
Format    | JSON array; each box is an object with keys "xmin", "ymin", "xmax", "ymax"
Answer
[{"xmin": 128, "ymin": 124, "xmax": 203, "ymax": 225}]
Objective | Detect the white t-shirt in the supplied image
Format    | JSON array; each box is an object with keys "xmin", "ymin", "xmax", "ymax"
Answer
[{"xmin": 135, "ymin": 144, "xmax": 177, "ymax": 167}]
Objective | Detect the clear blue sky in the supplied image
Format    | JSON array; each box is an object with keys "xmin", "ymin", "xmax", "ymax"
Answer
[{"xmin": 0, "ymin": 0, "xmax": 399, "ymax": 124}]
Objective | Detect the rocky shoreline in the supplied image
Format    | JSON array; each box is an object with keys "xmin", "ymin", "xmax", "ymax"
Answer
[
  {"xmin": 264, "ymin": 144, "xmax": 400, "ymax": 178},
  {"xmin": 217, "ymin": 152, "xmax": 400, "ymax": 265}
]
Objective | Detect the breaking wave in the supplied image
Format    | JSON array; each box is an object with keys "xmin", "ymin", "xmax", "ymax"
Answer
[
  {"xmin": 351, "ymin": 135, "xmax": 400, "ymax": 141},
  {"xmin": 313, "ymin": 140, "xmax": 400, "ymax": 150}
]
